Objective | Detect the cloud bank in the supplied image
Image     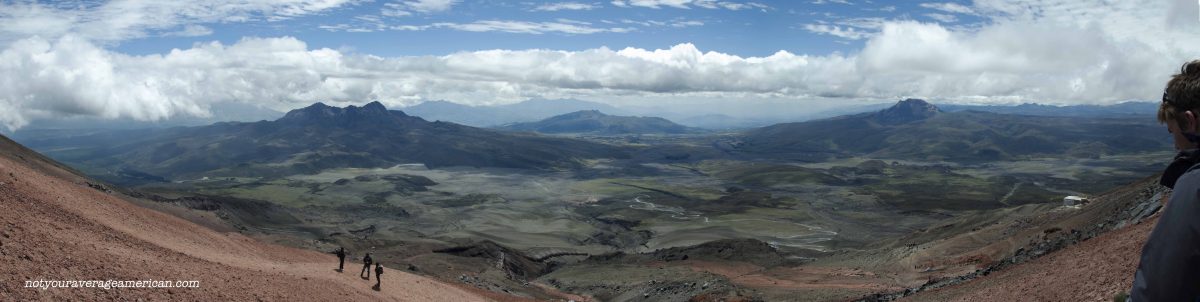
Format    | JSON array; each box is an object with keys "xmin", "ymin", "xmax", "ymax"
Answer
[{"xmin": 0, "ymin": 0, "xmax": 1197, "ymax": 130}]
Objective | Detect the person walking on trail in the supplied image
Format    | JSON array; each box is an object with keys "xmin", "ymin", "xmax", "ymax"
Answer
[
  {"xmin": 335, "ymin": 247, "xmax": 346, "ymax": 272},
  {"xmin": 373, "ymin": 263, "xmax": 384, "ymax": 290},
  {"xmin": 1130, "ymin": 59, "xmax": 1200, "ymax": 301},
  {"xmin": 361, "ymin": 253, "xmax": 373, "ymax": 280}
]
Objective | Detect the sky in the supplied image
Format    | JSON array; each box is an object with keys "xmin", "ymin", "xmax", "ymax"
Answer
[{"xmin": 0, "ymin": 0, "xmax": 1198, "ymax": 130}]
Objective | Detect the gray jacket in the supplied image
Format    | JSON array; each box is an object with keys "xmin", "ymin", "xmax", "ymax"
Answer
[{"xmin": 1131, "ymin": 167, "xmax": 1200, "ymax": 301}]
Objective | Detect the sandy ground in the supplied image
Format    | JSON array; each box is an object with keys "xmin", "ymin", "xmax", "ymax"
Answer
[
  {"xmin": 0, "ymin": 148, "xmax": 493, "ymax": 301},
  {"xmin": 908, "ymin": 216, "xmax": 1156, "ymax": 301}
]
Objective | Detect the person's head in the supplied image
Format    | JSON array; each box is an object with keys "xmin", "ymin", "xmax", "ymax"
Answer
[
  {"xmin": 375, "ymin": 263, "xmax": 381, "ymax": 268},
  {"xmin": 1158, "ymin": 59, "xmax": 1200, "ymax": 150}
]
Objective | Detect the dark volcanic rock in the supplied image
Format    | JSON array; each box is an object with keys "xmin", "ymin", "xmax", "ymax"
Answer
[
  {"xmin": 434, "ymin": 241, "xmax": 550, "ymax": 281},
  {"xmin": 584, "ymin": 238, "xmax": 799, "ymax": 268}
]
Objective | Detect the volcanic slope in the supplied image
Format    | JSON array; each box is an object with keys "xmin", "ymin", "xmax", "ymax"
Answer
[{"xmin": 0, "ymin": 134, "xmax": 494, "ymax": 301}]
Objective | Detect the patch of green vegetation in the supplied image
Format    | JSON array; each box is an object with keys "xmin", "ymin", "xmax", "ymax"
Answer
[
  {"xmin": 429, "ymin": 193, "xmax": 498, "ymax": 207},
  {"xmin": 858, "ymin": 165, "xmax": 1061, "ymax": 211}
]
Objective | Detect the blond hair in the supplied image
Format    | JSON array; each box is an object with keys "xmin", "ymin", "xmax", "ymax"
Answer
[{"xmin": 1159, "ymin": 60, "xmax": 1200, "ymax": 127}]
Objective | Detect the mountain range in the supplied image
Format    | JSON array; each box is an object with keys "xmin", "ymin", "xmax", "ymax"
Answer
[
  {"xmin": 401, "ymin": 99, "xmax": 628, "ymax": 127},
  {"xmin": 498, "ymin": 110, "xmax": 700, "ymax": 135},
  {"xmin": 20, "ymin": 101, "xmax": 628, "ymax": 185},
  {"xmin": 739, "ymin": 99, "xmax": 1169, "ymax": 161},
  {"xmin": 939, "ymin": 101, "xmax": 1158, "ymax": 117}
]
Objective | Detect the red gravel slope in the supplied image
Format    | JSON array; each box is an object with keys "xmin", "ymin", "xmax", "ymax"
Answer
[
  {"xmin": 907, "ymin": 215, "xmax": 1156, "ymax": 301},
  {"xmin": 0, "ymin": 135, "xmax": 491, "ymax": 301}
]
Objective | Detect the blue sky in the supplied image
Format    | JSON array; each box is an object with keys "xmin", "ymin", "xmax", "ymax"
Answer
[{"xmin": 0, "ymin": 0, "xmax": 1194, "ymax": 129}]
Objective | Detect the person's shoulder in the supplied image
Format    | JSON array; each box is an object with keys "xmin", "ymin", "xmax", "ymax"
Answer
[{"xmin": 1179, "ymin": 167, "xmax": 1200, "ymax": 189}]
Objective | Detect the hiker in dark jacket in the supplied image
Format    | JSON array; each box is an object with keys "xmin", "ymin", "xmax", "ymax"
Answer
[
  {"xmin": 373, "ymin": 263, "xmax": 384, "ymax": 290},
  {"xmin": 1131, "ymin": 59, "xmax": 1200, "ymax": 301},
  {"xmin": 335, "ymin": 247, "xmax": 346, "ymax": 272},
  {"xmin": 360, "ymin": 253, "xmax": 373, "ymax": 280}
]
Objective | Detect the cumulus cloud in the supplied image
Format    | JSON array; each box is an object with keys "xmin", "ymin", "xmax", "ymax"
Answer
[{"xmin": 856, "ymin": 20, "xmax": 1176, "ymax": 104}]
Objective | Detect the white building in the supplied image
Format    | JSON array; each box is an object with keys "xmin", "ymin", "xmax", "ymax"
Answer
[{"xmin": 1063, "ymin": 196, "xmax": 1089, "ymax": 207}]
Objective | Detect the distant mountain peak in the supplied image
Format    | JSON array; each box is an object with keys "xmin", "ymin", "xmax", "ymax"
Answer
[
  {"xmin": 280, "ymin": 101, "xmax": 402, "ymax": 124},
  {"xmin": 875, "ymin": 98, "xmax": 941, "ymax": 124},
  {"xmin": 362, "ymin": 101, "xmax": 387, "ymax": 112},
  {"xmin": 561, "ymin": 110, "xmax": 606, "ymax": 118}
]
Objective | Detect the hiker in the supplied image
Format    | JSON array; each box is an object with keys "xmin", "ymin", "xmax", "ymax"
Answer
[
  {"xmin": 373, "ymin": 263, "xmax": 384, "ymax": 290},
  {"xmin": 335, "ymin": 247, "xmax": 346, "ymax": 272},
  {"xmin": 1130, "ymin": 59, "xmax": 1200, "ymax": 301},
  {"xmin": 361, "ymin": 253, "xmax": 373, "ymax": 280}
]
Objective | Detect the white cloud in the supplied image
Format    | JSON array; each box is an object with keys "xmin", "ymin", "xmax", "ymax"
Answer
[
  {"xmin": 924, "ymin": 13, "xmax": 958, "ymax": 23},
  {"xmin": 619, "ymin": 18, "xmax": 705, "ymax": 28},
  {"xmin": 377, "ymin": 0, "xmax": 459, "ymax": 17},
  {"xmin": 855, "ymin": 19, "xmax": 1181, "ymax": 104},
  {"xmin": 397, "ymin": 0, "xmax": 459, "ymax": 13},
  {"xmin": 834, "ymin": 17, "xmax": 888, "ymax": 30},
  {"xmin": 381, "ymin": 3, "xmax": 414, "ymax": 17},
  {"xmin": 386, "ymin": 20, "xmax": 634, "ymax": 34},
  {"xmin": 612, "ymin": 0, "xmax": 692, "ymax": 9},
  {"xmin": 803, "ymin": 24, "xmax": 872, "ymax": 40},
  {"xmin": 0, "ymin": 0, "xmax": 361, "ymax": 44},
  {"xmin": 532, "ymin": 2, "xmax": 598, "ymax": 11},
  {"xmin": 919, "ymin": 2, "xmax": 974, "ymax": 14}
]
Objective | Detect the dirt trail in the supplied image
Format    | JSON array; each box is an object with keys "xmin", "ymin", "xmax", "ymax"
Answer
[{"xmin": 0, "ymin": 147, "xmax": 492, "ymax": 301}]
